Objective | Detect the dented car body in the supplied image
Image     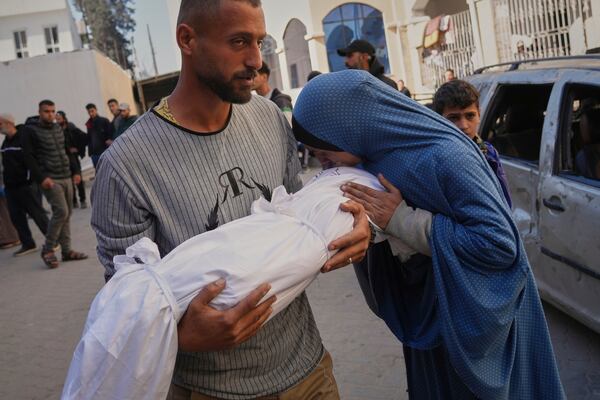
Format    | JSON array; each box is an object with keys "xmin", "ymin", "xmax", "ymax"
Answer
[{"xmin": 467, "ymin": 56, "xmax": 600, "ymax": 333}]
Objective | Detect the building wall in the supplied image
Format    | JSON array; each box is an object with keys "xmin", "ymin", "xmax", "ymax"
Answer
[
  {"xmin": 0, "ymin": 50, "xmax": 135, "ymax": 130},
  {"xmin": 0, "ymin": 0, "xmax": 67, "ymax": 18},
  {"xmin": 0, "ymin": 7, "xmax": 80, "ymax": 62}
]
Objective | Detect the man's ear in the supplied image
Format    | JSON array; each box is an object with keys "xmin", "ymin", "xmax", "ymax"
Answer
[{"xmin": 177, "ymin": 23, "xmax": 196, "ymax": 56}]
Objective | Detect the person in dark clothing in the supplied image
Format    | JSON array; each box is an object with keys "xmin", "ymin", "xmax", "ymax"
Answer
[
  {"xmin": 0, "ymin": 113, "xmax": 50, "ymax": 256},
  {"xmin": 29, "ymin": 100, "xmax": 88, "ymax": 268},
  {"xmin": 253, "ymin": 62, "xmax": 293, "ymax": 121},
  {"xmin": 85, "ymin": 103, "xmax": 114, "ymax": 168},
  {"xmin": 253, "ymin": 62, "xmax": 310, "ymax": 168},
  {"xmin": 0, "ymin": 117, "xmax": 21, "ymax": 250},
  {"xmin": 107, "ymin": 98, "xmax": 122, "ymax": 134},
  {"xmin": 337, "ymin": 39, "xmax": 398, "ymax": 89},
  {"xmin": 398, "ymin": 79, "xmax": 412, "ymax": 98},
  {"xmin": 113, "ymin": 103, "xmax": 137, "ymax": 139},
  {"xmin": 56, "ymin": 111, "xmax": 88, "ymax": 208}
]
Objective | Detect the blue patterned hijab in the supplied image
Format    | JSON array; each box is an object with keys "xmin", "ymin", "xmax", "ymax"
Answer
[{"xmin": 293, "ymin": 70, "xmax": 565, "ymax": 400}]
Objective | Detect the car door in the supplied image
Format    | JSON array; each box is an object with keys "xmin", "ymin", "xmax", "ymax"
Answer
[
  {"xmin": 536, "ymin": 71, "xmax": 600, "ymax": 333},
  {"xmin": 477, "ymin": 72, "xmax": 555, "ymax": 260}
]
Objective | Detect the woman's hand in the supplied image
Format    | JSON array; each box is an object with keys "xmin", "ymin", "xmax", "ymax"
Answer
[{"xmin": 341, "ymin": 174, "xmax": 403, "ymax": 230}]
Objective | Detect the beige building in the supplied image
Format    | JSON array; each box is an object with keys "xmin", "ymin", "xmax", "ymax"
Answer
[
  {"xmin": 0, "ymin": 0, "xmax": 137, "ymax": 129},
  {"xmin": 257, "ymin": 0, "xmax": 600, "ymax": 100}
]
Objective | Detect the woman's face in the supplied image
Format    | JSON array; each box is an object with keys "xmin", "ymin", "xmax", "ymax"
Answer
[{"xmin": 306, "ymin": 145, "xmax": 362, "ymax": 169}]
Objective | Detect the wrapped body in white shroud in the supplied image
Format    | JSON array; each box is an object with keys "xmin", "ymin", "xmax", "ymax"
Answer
[{"xmin": 62, "ymin": 167, "xmax": 383, "ymax": 400}]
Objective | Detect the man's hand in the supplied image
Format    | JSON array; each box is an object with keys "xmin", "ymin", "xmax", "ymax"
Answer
[
  {"xmin": 341, "ymin": 174, "xmax": 403, "ymax": 230},
  {"xmin": 322, "ymin": 200, "xmax": 370, "ymax": 273},
  {"xmin": 72, "ymin": 174, "xmax": 81, "ymax": 185},
  {"xmin": 105, "ymin": 139, "xmax": 113, "ymax": 146},
  {"xmin": 41, "ymin": 177, "xmax": 54, "ymax": 190},
  {"xmin": 177, "ymin": 279, "xmax": 276, "ymax": 352}
]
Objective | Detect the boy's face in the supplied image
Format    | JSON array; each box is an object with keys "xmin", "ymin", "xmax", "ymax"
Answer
[
  {"xmin": 87, "ymin": 107, "xmax": 98, "ymax": 119},
  {"xmin": 442, "ymin": 103, "xmax": 480, "ymax": 140},
  {"xmin": 305, "ymin": 145, "xmax": 362, "ymax": 170},
  {"xmin": 39, "ymin": 104, "xmax": 56, "ymax": 124},
  {"xmin": 108, "ymin": 101, "xmax": 119, "ymax": 116}
]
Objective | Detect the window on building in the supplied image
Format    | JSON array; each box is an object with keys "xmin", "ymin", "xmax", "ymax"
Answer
[
  {"xmin": 283, "ymin": 19, "xmax": 312, "ymax": 88},
  {"xmin": 260, "ymin": 35, "xmax": 283, "ymax": 90},
  {"xmin": 289, "ymin": 64, "xmax": 299, "ymax": 89},
  {"xmin": 13, "ymin": 30, "xmax": 29, "ymax": 58},
  {"xmin": 44, "ymin": 26, "xmax": 60, "ymax": 53},
  {"xmin": 558, "ymin": 84, "xmax": 600, "ymax": 184},
  {"xmin": 481, "ymin": 84, "xmax": 553, "ymax": 164},
  {"xmin": 323, "ymin": 3, "xmax": 390, "ymax": 73}
]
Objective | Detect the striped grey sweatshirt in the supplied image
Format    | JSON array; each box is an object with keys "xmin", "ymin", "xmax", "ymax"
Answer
[{"xmin": 90, "ymin": 96, "xmax": 324, "ymax": 399}]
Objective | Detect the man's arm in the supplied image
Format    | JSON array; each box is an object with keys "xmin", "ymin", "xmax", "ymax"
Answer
[
  {"xmin": 91, "ymin": 157, "xmax": 155, "ymax": 280},
  {"xmin": 63, "ymin": 127, "xmax": 81, "ymax": 177},
  {"xmin": 20, "ymin": 128, "xmax": 48, "ymax": 184},
  {"xmin": 103, "ymin": 118, "xmax": 115, "ymax": 145},
  {"xmin": 91, "ymin": 154, "xmax": 277, "ymax": 350},
  {"xmin": 280, "ymin": 112, "xmax": 303, "ymax": 193}
]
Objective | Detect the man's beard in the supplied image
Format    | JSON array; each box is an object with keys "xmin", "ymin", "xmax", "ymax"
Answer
[{"xmin": 197, "ymin": 68, "xmax": 257, "ymax": 104}]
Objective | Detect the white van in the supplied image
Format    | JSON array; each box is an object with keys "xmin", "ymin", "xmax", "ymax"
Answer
[{"xmin": 466, "ymin": 56, "xmax": 600, "ymax": 333}]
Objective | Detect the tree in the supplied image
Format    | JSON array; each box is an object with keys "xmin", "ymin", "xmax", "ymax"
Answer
[{"xmin": 74, "ymin": 0, "xmax": 136, "ymax": 70}]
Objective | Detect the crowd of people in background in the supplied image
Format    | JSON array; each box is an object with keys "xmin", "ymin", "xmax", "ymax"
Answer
[{"xmin": 0, "ymin": 97, "xmax": 136, "ymax": 268}]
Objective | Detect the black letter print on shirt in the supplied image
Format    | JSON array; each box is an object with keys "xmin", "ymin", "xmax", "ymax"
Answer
[{"xmin": 219, "ymin": 167, "xmax": 256, "ymax": 203}]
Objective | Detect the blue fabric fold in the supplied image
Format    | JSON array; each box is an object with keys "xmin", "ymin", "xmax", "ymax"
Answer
[{"xmin": 293, "ymin": 70, "xmax": 565, "ymax": 400}]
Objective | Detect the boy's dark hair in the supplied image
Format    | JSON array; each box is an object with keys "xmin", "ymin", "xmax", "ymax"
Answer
[
  {"xmin": 432, "ymin": 79, "xmax": 479, "ymax": 115},
  {"xmin": 307, "ymin": 70, "xmax": 322, "ymax": 82},
  {"xmin": 257, "ymin": 61, "xmax": 270, "ymax": 77},
  {"xmin": 107, "ymin": 98, "xmax": 118, "ymax": 105},
  {"xmin": 177, "ymin": 0, "xmax": 262, "ymax": 28},
  {"xmin": 86, "ymin": 103, "xmax": 97, "ymax": 110},
  {"xmin": 38, "ymin": 99, "xmax": 55, "ymax": 108},
  {"xmin": 57, "ymin": 110, "xmax": 67, "ymax": 118}
]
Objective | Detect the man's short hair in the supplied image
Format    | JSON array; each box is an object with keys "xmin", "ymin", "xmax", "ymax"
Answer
[
  {"xmin": 107, "ymin": 98, "xmax": 118, "ymax": 105},
  {"xmin": 57, "ymin": 110, "xmax": 67, "ymax": 119},
  {"xmin": 39, "ymin": 99, "xmax": 55, "ymax": 108},
  {"xmin": 445, "ymin": 68, "xmax": 455, "ymax": 74},
  {"xmin": 86, "ymin": 103, "xmax": 97, "ymax": 110},
  {"xmin": 432, "ymin": 80, "xmax": 479, "ymax": 115},
  {"xmin": 257, "ymin": 61, "xmax": 270, "ymax": 77},
  {"xmin": 177, "ymin": 0, "xmax": 262, "ymax": 28}
]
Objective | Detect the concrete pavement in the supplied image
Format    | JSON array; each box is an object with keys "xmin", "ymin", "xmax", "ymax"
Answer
[{"xmin": 0, "ymin": 175, "xmax": 599, "ymax": 399}]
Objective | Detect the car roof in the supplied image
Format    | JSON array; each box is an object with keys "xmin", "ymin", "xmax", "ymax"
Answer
[{"xmin": 473, "ymin": 55, "xmax": 600, "ymax": 75}]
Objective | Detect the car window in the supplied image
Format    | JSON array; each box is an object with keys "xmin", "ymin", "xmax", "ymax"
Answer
[
  {"xmin": 481, "ymin": 84, "xmax": 553, "ymax": 164},
  {"xmin": 557, "ymin": 84, "xmax": 600, "ymax": 186}
]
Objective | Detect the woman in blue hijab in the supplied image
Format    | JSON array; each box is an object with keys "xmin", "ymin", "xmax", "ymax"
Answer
[{"xmin": 292, "ymin": 70, "xmax": 565, "ymax": 400}]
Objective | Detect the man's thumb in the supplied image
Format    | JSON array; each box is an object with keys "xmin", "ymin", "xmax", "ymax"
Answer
[{"xmin": 194, "ymin": 278, "xmax": 226, "ymax": 305}]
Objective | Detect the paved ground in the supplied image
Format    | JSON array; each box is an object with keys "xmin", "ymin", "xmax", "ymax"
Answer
[{"xmin": 0, "ymin": 172, "xmax": 599, "ymax": 399}]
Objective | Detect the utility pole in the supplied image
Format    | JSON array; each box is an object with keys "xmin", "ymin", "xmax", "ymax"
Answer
[{"xmin": 147, "ymin": 24, "xmax": 159, "ymax": 77}]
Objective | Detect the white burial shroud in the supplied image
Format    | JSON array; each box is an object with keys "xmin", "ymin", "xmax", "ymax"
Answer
[{"xmin": 62, "ymin": 167, "xmax": 383, "ymax": 400}]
